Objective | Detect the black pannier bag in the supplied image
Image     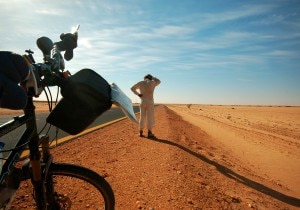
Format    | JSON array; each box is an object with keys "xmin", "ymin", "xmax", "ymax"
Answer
[{"xmin": 47, "ymin": 69, "xmax": 112, "ymax": 135}]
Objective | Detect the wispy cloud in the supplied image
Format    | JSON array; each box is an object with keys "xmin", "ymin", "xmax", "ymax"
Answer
[
  {"xmin": 35, "ymin": 9, "xmax": 65, "ymax": 16},
  {"xmin": 266, "ymin": 50, "xmax": 297, "ymax": 57},
  {"xmin": 195, "ymin": 4, "xmax": 276, "ymax": 26},
  {"xmin": 153, "ymin": 25, "xmax": 195, "ymax": 37}
]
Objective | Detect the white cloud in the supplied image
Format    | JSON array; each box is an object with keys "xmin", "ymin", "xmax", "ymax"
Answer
[
  {"xmin": 78, "ymin": 38, "xmax": 93, "ymax": 49},
  {"xmin": 153, "ymin": 25, "xmax": 195, "ymax": 37},
  {"xmin": 197, "ymin": 4, "xmax": 276, "ymax": 26},
  {"xmin": 35, "ymin": 9, "xmax": 65, "ymax": 16},
  {"xmin": 266, "ymin": 50, "xmax": 296, "ymax": 57}
]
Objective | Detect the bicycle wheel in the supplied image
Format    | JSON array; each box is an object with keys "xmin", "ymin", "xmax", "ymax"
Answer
[
  {"xmin": 46, "ymin": 163, "xmax": 115, "ymax": 210},
  {"xmin": 10, "ymin": 163, "xmax": 115, "ymax": 210}
]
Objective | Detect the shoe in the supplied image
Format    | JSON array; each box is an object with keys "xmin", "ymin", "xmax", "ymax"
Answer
[
  {"xmin": 139, "ymin": 130, "xmax": 144, "ymax": 137},
  {"xmin": 147, "ymin": 132, "xmax": 156, "ymax": 138}
]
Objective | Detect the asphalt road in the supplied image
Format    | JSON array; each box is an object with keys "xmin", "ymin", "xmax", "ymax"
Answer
[{"xmin": 0, "ymin": 106, "xmax": 139, "ymax": 152}]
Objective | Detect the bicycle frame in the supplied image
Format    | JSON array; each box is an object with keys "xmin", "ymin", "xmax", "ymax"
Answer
[
  {"xmin": 0, "ymin": 88, "xmax": 52, "ymax": 209},
  {"xmin": 1, "ymin": 27, "xmax": 80, "ymax": 208}
]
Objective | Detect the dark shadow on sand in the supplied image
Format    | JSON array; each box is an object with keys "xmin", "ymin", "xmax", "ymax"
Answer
[{"xmin": 146, "ymin": 137, "xmax": 300, "ymax": 207}]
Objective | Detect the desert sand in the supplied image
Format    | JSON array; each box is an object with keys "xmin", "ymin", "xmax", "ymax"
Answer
[
  {"xmin": 1, "ymin": 103, "xmax": 300, "ymax": 209},
  {"xmin": 168, "ymin": 104, "xmax": 300, "ymax": 196}
]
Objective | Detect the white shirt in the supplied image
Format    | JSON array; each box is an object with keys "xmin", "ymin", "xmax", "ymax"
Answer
[{"xmin": 131, "ymin": 77, "xmax": 161, "ymax": 104}]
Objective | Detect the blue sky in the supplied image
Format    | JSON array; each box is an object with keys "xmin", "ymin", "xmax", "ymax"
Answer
[{"xmin": 1, "ymin": 0, "xmax": 299, "ymax": 105}]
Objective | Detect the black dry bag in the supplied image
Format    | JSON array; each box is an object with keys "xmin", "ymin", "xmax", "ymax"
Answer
[{"xmin": 47, "ymin": 69, "xmax": 112, "ymax": 135}]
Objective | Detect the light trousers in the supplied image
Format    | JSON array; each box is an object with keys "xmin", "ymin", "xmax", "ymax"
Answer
[{"xmin": 139, "ymin": 101, "xmax": 155, "ymax": 131}]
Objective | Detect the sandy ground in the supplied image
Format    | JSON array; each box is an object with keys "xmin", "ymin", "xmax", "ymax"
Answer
[
  {"xmin": 1, "ymin": 103, "xmax": 300, "ymax": 209},
  {"xmin": 168, "ymin": 104, "xmax": 300, "ymax": 196},
  {"xmin": 0, "ymin": 101, "xmax": 52, "ymax": 115}
]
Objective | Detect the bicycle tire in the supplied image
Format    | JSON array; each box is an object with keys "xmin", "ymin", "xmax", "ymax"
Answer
[
  {"xmin": 10, "ymin": 163, "xmax": 115, "ymax": 210},
  {"xmin": 48, "ymin": 163, "xmax": 115, "ymax": 210}
]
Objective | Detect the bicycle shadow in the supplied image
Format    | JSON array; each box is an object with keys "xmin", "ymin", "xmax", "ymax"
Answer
[{"xmin": 146, "ymin": 137, "xmax": 300, "ymax": 207}]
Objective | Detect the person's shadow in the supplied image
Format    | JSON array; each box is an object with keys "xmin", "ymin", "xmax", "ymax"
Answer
[{"xmin": 146, "ymin": 137, "xmax": 300, "ymax": 207}]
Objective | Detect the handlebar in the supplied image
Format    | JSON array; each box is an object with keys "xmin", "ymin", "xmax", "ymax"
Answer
[{"xmin": 23, "ymin": 25, "xmax": 79, "ymax": 96}]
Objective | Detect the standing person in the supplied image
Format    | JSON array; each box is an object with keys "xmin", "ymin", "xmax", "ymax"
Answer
[{"xmin": 131, "ymin": 74, "xmax": 161, "ymax": 138}]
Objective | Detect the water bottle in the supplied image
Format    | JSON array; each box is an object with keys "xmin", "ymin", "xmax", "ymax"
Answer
[{"xmin": 0, "ymin": 142, "xmax": 5, "ymax": 175}]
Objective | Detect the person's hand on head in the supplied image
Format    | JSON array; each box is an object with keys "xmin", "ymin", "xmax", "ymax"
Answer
[{"xmin": 145, "ymin": 74, "xmax": 153, "ymax": 80}]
